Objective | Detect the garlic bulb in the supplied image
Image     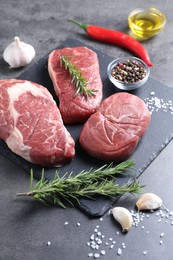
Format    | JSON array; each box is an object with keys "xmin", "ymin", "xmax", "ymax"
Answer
[
  {"xmin": 3, "ymin": 36, "xmax": 35, "ymax": 68},
  {"xmin": 136, "ymin": 193, "xmax": 163, "ymax": 211},
  {"xmin": 111, "ymin": 207, "xmax": 133, "ymax": 232}
]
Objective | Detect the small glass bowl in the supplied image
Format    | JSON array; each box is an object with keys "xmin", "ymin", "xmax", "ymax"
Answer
[
  {"xmin": 107, "ymin": 57, "xmax": 150, "ymax": 91},
  {"xmin": 128, "ymin": 7, "xmax": 166, "ymax": 40}
]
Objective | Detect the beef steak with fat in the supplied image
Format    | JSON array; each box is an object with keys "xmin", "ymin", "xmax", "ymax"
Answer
[
  {"xmin": 79, "ymin": 92, "xmax": 151, "ymax": 162},
  {"xmin": 0, "ymin": 79, "xmax": 75, "ymax": 167},
  {"xmin": 48, "ymin": 46, "xmax": 103, "ymax": 124}
]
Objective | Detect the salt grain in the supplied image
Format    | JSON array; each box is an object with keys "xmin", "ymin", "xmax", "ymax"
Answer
[
  {"xmin": 94, "ymin": 253, "xmax": 100, "ymax": 258},
  {"xmin": 90, "ymin": 234, "xmax": 95, "ymax": 240},
  {"xmin": 117, "ymin": 248, "xmax": 122, "ymax": 255},
  {"xmin": 91, "ymin": 244, "xmax": 96, "ymax": 249},
  {"xmin": 64, "ymin": 222, "xmax": 69, "ymax": 225},
  {"xmin": 97, "ymin": 239, "xmax": 102, "ymax": 245},
  {"xmin": 88, "ymin": 253, "xmax": 93, "ymax": 257},
  {"xmin": 101, "ymin": 250, "xmax": 106, "ymax": 255},
  {"xmin": 47, "ymin": 241, "xmax": 51, "ymax": 246},
  {"xmin": 95, "ymin": 245, "xmax": 99, "ymax": 250},
  {"xmin": 77, "ymin": 222, "xmax": 81, "ymax": 227},
  {"xmin": 143, "ymin": 250, "xmax": 148, "ymax": 255},
  {"xmin": 160, "ymin": 232, "xmax": 165, "ymax": 237}
]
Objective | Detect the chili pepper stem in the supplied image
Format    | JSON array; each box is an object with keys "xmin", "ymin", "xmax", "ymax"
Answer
[{"xmin": 68, "ymin": 19, "xmax": 88, "ymax": 31}]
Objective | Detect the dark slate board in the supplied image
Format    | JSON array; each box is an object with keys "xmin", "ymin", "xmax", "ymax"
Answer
[{"xmin": 1, "ymin": 38, "xmax": 173, "ymax": 217}]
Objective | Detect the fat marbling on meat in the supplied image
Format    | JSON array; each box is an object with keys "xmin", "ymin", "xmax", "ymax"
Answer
[
  {"xmin": 48, "ymin": 46, "xmax": 103, "ymax": 124},
  {"xmin": 0, "ymin": 79, "xmax": 75, "ymax": 167},
  {"xmin": 79, "ymin": 92, "xmax": 151, "ymax": 162}
]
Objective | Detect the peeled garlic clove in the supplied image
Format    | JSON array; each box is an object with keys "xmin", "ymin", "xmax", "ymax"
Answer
[
  {"xmin": 111, "ymin": 207, "xmax": 133, "ymax": 232},
  {"xmin": 3, "ymin": 36, "xmax": 35, "ymax": 68},
  {"xmin": 136, "ymin": 193, "xmax": 162, "ymax": 211}
]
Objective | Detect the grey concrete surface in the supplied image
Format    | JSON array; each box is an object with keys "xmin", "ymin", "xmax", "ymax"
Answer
[{"xmin": 1, "ymin": 1, "xmax": 173, "ymax": 260}]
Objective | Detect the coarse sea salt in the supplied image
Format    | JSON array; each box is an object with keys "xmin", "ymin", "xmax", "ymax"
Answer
[
  {"xmin": 144, "ymin": 92, "xmax": 173, "ymax": 115},
  {"xmin": 86, "ymin": 206, "xmax": 173, "ymax": 259}
]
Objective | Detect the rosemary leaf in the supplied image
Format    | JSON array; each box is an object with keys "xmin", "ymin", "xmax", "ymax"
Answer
[
  {"xmin": 17, "ymin": 160, "xmax": 143, "ymax": 208},
  {"xmin": 60, "ymin": 55, "xmax": 97, "ymax": 98}
]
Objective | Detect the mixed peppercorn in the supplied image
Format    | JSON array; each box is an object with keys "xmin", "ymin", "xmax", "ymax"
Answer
[{"xmin": 111, "ymin": 59, "xmax": 147, "ymax": 83}]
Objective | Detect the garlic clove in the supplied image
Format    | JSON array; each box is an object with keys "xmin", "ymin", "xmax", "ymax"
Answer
[
  {"xmin": 136, "ymin": 193, "xmax": 162, "ymax": 211},
  {"xmin": 3, "ymin": 36, "xmax": 35, "ymax": 68},
  {"xmin": 111, "ymin": 207, "xmax": 133, "ymax": 232}
]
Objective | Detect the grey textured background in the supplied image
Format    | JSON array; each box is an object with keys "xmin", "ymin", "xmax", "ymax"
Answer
[{"xmin": 1, "ymin": 1, "xmax": 173, "ymax": 260}]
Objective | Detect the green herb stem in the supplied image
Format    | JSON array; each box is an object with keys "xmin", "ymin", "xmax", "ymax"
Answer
[
  {"xmin": 60, "ymin": 55, "xmax": 97, "ymax": 98},
  {"xmin": 17, "ymin": 159, "xmax": 143, "ymax": 208}
]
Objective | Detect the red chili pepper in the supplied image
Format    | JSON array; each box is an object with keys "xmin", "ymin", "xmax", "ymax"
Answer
[{"xmin": 68, "ymin": 19, "xmax": 153, "ymax": 67}]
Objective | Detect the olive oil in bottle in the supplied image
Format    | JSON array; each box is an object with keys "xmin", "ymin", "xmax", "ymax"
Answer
[{"xmin": 128, "ymin": 8, "xmax": 166, "ymax": 40}]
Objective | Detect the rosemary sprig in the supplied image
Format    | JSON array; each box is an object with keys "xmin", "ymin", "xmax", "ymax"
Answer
[
  {"xmin": 17, "ymin": 159, "xmax": 143, "ymax": 208},
  {"xmin": 60, "ymin": 55, "xmax": 97, "ymax": 98}
]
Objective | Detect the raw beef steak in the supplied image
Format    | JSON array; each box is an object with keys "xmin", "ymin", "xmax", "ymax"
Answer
[
  {"xmin": 48, "ymin": 46, "xmax": 103, "ymax": 124},
  {"xmin": 79, "ymin": 92, "xmax": 151, "ymax": 162},
  {"xmin": 0, "ymin": 79, "xmax": 75, "ymax": 167}
]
